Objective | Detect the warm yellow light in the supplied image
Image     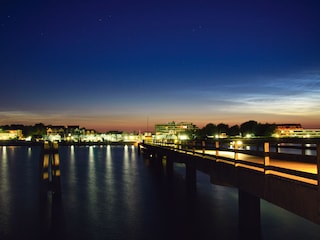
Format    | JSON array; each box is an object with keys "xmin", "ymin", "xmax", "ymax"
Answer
[
  {"xmin": 178, "ymin": 135, "xmax": 189, "ymax": 140},
  {"xmin": 25, "ymin": 136, "xmax": 32, "ymax": 141},
  {"xmin": 43, "ymin": 172, "xmax": 48, "ymax": 180},
  {"xmin": 43, "ymin": 155, "xmax": 49, "ymax": 168},
  {"xmin": 54, "ymin": 170, "xmax": 61, "ymax": 176},
  {"xmin": 245, "ymin": 134, "xmax": 252, "ymax": 138}
]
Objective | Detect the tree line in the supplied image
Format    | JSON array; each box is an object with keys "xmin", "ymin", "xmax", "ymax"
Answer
[
  {"xmin": 195, "ymin": 120, "xmax": 276, "ymax": 139},
  {"xmin": 0, "ymin": 123, "xmax": 47, "ymax": 137},
  {"xmin": 1, "ymin": 120, "xmax": 277, "ymax": 139}
]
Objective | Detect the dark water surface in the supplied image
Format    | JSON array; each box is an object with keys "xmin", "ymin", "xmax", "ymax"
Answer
[{"xmin": 1, "ymin": 145, "xmax": 320, "ymax": 240}]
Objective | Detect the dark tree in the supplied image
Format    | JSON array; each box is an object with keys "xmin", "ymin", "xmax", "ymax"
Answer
[
  {"xmin": 33, "ymin": 123, "xmax": 47, "ymax": 136},
  {"xmin": 204, "ymin": 123, "xmax": 217, "ymax": 136},
  {"xmin": 240, "ymin": 120, "xmax": 258, "ymax": 136},
  {"xmin": 195, "ymin": 128, "xmax": 205, "ymax": 139},
  {"xmin": 255, "ymin": 123, "xmax": 277, "ymax": 137},
  {"xmin": 217, "ymin": 123, "xmax": 229, "ymax": 134},
  {"xmin": 195, "ymin": 123, "xmax": 217, "ymax": 139},
  {"xmin": 228, "ymin": 125, "xmax": 240, "ymax": 136}
]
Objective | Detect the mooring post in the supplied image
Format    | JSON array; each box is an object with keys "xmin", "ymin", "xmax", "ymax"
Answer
[
  {"xmin": 41, "ymin": 141, "xmax": 61, "ymax": 196},
  {"xmin": 40, "ymin": 141, "xmax": 51, "ymax": 193},
  {"xmin": 52, "ymin": 152, "xmax": 61, "ymax": 196}
]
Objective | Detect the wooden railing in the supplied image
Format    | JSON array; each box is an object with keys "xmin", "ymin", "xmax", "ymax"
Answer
[{"xmin": 146, "ymin": 138, "xmax": 320, "ymax": 186}]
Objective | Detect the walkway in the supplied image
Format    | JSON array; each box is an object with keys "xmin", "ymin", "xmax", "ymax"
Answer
[{"xmin": 195, "ymin": 149, "xmax": 318, "ymax": 185}]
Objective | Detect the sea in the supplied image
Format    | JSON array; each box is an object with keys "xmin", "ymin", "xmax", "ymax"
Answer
[{"xmin": 1, "ymin": 144, "xmax": 320, "ymax": 240}]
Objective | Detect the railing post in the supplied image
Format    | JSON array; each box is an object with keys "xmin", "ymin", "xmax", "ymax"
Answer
[
  {"xmin": 192, "ymin": 141, "xmax": 195, "ymax": 154},
  {"xmin": 264, "ymin": 142, "xmax": 270, "ymax": 173},
  {"xmin": 202, "ymin": 141, "xmax": 205, "ymax": 155},
  {"xmin": 301, "ymin": 142, "xmax": 306, "ymax": 156},
  {"xmin": 275, "ymin": 142, "xmax": 279, "ymax": 153},
  {"xmin": 317, "ymin": 143, "xmax": 320, "ymax": 189},
  {"xmin": 234, "ymin": 141, "xmax": 239, "ymax": 161},
  {"xmin": 215, "ymin": 141, "xmax": 219, "ymax": 158}
]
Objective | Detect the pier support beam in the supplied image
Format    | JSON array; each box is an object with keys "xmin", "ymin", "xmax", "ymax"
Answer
[
  {"xmin": 151, "ymin": 153, "xmax": 164, "ymax": 175},
  {"xmin": 238, "ymin": 189, "xmax": 261, "ymax": 239},
  {"xmin": 186, "ymin": 160, "xmax": 196, "ymax": 191}
]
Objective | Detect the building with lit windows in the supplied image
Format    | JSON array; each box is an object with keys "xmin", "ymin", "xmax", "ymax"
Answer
[
  {"xmin": 273, "ymin": 124, "xmax": 320, "ymax": 138},
  {"xmin": 0, "ymin": 129, "xmax": 23, "ymax": 140},
  {"xmin": 154, "ymin": 121, "xmax": 198, "ymax": 143}
]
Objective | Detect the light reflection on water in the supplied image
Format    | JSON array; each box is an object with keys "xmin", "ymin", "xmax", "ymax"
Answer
[
  {"xmin": 0, "ymin": 146, "xmax": 42, "ymax": 239},
  {"xmin": 27, "ymin": 147, "xmax": 32, "ymax": 158},
  {"xmin": 1, "ymin": 145, "xmax": 320, "ymax": 240},
  {"xmin": 0, "ymin": 146, "xmax": 10, "ymax": 236}
]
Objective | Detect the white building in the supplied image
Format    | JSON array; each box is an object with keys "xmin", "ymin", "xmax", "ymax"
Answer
[
  {"xmin": 0, "ymin": 129, "xmax": 23, "ymax": 140},
  {"xmin": 273, "ymin": 124, "xmax": 320, "ymax": 138},
  {"xmin": 154, "ymin": 121, "xmax": 198, "ymax": 143}
]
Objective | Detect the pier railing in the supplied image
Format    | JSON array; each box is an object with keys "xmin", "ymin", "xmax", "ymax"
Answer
[
  {"xmin": 141, "ymin": 138, "xmax": 320, "ymax": 226},
  {"xmin": 148, "ymin": 138, "xmax": 320, "ymax": 186}
]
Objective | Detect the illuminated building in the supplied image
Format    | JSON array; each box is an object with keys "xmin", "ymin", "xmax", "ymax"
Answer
[
  {"xmin": 273, "ymin": 124, "xmax": 303, "ymax": 137},
  {"xmin": 273, "ymin": 124, "xmax": 320, "ymax": 138},
  {"xmin": 291, "ymin": 129, "xmax": 320, "ymax": 138},
  {"xmin": 154, "ymin": 121, "xmax": 198, "ymax": 143},
  {"xmin": 0, "ymin": 129, "xmax": 23, "ymax": 140},
  {"xmin": 47, "ymin": 126, "xmax": 66, "ymax": 137}
]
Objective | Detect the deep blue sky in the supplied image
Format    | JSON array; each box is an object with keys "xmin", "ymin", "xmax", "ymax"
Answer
[{"xmin": 1, "ymin": 0, "xmax": 320, "ymax": 131}]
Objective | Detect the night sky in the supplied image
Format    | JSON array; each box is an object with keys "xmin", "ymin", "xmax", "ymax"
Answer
[{"xmin": 1, "ymin": 0, "xmax": 320, "ymax": 132}]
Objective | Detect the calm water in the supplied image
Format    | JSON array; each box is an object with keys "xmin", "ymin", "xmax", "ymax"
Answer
[{"xmin": 1, "ymin": 145, "xmax": 320, "ymax": 240}]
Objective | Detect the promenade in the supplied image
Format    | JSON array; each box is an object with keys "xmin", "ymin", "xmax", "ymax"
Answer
[
  {"xmin": 141, "ymin": 140, "xmax": 320, "ymax": 226},
  {"xmin": 196, "ymin": 149, "xmax": 317, "ymax": 185}
]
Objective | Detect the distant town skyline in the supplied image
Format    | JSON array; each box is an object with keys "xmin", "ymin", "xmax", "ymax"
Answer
[
  {"xmin": 0, "ymin": 119, "xmax": 317, "ymax": 134},
  {"xmin": 1, "ymin": 1, "xmax": 320, "ymax": 131}
]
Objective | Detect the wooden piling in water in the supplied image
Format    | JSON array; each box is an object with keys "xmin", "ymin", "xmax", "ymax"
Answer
[{"xmin": 40, "ymin": 141, "xmax": 61, "ymax": 196}]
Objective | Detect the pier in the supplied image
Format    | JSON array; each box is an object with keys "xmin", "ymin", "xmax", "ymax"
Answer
[{"xmin": 139, "ymin": 138, "xmax": 320, "ymax": 237}]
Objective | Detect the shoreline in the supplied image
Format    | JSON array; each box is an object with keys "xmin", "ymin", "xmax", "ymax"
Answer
[{"xmin": 0, "ymin": 140, "xmax": 138, "ymax": 147}]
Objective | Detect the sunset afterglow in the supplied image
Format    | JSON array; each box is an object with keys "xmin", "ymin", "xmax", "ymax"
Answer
[{"xmin": 1, "ymin": 1, "xmax": 319, "ymax": 132}]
